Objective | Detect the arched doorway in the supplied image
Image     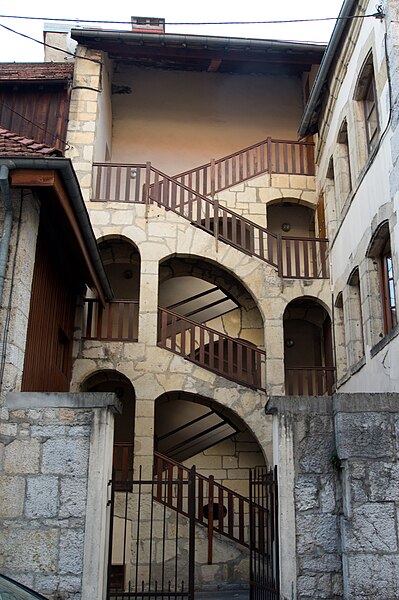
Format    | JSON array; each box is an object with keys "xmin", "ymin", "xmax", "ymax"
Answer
[
  {"xmin": 283, "ymin": 297, "xmax": 334, "ymax": 395},
  {"xmin": 81, "ymin": 370, "xmax": 136, "ymax": 480}
]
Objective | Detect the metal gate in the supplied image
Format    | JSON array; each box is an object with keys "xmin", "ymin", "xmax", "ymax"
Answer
[
  {"xmin": 249, "ymin": 466, "xmax": 279, "ymax": 599},
  {"xmin": 107, "ymin": 464, "xmax": 196, "ymax": 599}
]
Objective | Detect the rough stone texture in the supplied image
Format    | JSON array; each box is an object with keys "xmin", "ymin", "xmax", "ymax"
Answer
[
  {"xmin": 267, "ymin": 395, "xmax": 343, "ymax": 599},
  {"xmin": 0, "ymin": 396, "xmax": 113, "ymax": 600}
]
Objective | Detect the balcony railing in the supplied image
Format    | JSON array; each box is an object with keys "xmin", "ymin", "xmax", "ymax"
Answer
[
  {"xmin": 83, "ymin": 298, "xmax": 139, "ymax": 341},
  {"xmin": 91, "ymin": 163, "xmax": 329, "ymax": 279},
  {"xmin": 158, "ymin": 306, "xmax": 266, "ymax": 390},
  {"xmin": 285, "ymin": 366, "xmax": 335, "ymax": 396},
  {"xmin": 173, "ymin": 137, "xmax": 315, "ymax": 195}
]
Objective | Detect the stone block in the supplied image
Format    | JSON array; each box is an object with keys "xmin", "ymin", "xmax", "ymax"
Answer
[
  {"xmin": 42, "ymin": 438, "xmax": 89, "ymax": 476},
  {"xmin": 343, "ymin": 503, "xmax": 397, "ymax": 552},
  {"xmin": 336, "ymin": 412, "xmax": 395, "ymax": 459},
  {"xmin": 59, "ymin": 529, "xmax": 85, "ymax": 575},
  {"xmin": 345, "ymin": 554, "xmax": 399, "ymax": 599},
  {"xmin": 369, "ymin": 462, "xmax": 399, "ymax": 501},
  {"xmin": 2, "ymin": 528, "xmax": 58, "ymax": 572},
  {"xmin": 297, "ymin": 434, "xmax": 336, "ymax": 474},
  {"xmin": 59, "ymin": 478, "xmax": 88, "ymax": 518},
  {"xmin": 25, "ymin": 476, "xmax": 58, "ymax": 518},
  {"xmin": 295, "ymin": 475, "xmax": 320, "ymax": 511},
  {"xmin": 0, "ymin": 476, "xmax": 25, "ymax": 517},
  {"xmin": 297, "ymin": 514, "xmax": 340, "ymax": 554}
]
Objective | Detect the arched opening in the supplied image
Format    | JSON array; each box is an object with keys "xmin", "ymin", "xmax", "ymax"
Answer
[
  {"xmin": 83, "ymin": 237, "xmax": 140, "ymax": 342},
  {"xmin": 267, "ymin": 199, "xmax": 316, "ymax": 238},
  {"xmin": 283, "ymin": 297, "xmax": 334, "ymax": 395},
  {"xmin": 158, "ymin": 256, "xmax": 265, "ymax": 388},
  {"xmin": 81, "ymin": 370, "xmax": 136, "ymax": 481}
]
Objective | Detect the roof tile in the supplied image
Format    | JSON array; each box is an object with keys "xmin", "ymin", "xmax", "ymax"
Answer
[{"xmin": 0, "ymin": 127, "xmax": 62, "ymax": 157}]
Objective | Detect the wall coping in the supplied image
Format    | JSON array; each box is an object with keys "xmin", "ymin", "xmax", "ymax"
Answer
[
  {"xmin": 266, "ymin": 393, "xmax": 399, "ymax": 415},
  {"xmin": 6, "ymin": 391, "xmax": 122, "ymax": 412}
]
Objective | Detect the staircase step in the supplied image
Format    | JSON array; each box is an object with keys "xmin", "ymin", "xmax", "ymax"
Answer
[{"xmin": 196, "ymin": 590, "xmax": 249, "ymax": 599}]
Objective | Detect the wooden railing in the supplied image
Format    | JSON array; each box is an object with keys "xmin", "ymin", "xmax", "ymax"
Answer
[
  {"xmin": 158, "ymin": 306, "xmax": 265, "ymax": 390},
  {"xmin": 92, "ymin": 163, "xmax": 329, "ymax": 279},
  {"xmin": 154, "ymin": 451, "xmax": 254, "ymax": 563},
  {"xmin": 113, "ymin": 442, "xmax": 134, "ymax": 490},
  {"xmin": 285, "ymin": 366, "xmax": 335, "ymax": 396},
  {"xmin": 83, "ymin": 298, "xmax": 139, "ymax": 341},
  {"xmin": 173, "ymin": 137, "xmax": 315, "ymax": 195}
]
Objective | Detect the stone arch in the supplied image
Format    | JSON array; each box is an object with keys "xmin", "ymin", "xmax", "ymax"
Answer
[
  {"xmin": 158, "ymin": 254, "xmax": 264, "ymax": 348},
  {"xmin": 283, "ymin": 296, "xmax": 334, "ymax": 395},
  {"xmin": 154, "ymin": 390, "xmax": 269, "ymax": 479},
  {"xmin": 97, "ymin": 235, "xmax": 141, "ymax": 300},
  {"xmin": 81, "ymin": 370, "xmax": 136, "ymax": 473},
  {"xmin": 266, "ymin": 197, "xmax": 316, "ymax": 238}
]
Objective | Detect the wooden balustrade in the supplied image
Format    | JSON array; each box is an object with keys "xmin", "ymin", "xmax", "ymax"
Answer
[
  {"xmin": 91, "ymin": 163, "xmax": 329, "ymax": 278},
  {"xmin": 153, "ymin": 451, "xmax": 257, "ymax": 560},
  {"xmin": 173, "ymin": 137, "xmax": 315, "ymax": 195},
  {"xmin": 83, "ymin": 298, "xmax": 139, "ymax": 341},
  {"xmin": 113, "ymin": 442, "xmax": 134, "ymax": 490},
  {"xmin": 285, "ymin": 366, "xmax": 335, "ymax": 396},
  {"xmin": 158, "ymin": 306, "xmax": 266, "ymax": 390}
]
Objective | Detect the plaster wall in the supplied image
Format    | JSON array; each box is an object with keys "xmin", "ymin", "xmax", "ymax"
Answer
[{"xmin": 110, "ymin": 66, "xmax": 304, "ymax": 174}]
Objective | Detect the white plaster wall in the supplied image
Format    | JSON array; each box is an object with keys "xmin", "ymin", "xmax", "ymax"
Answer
[
  {"xmin": 94, "ymin": 55, "xmax": 114, "ymax": 162},
  {"xmin": 111, "ymin": 66, "xmax": 305, "ymax": 174}
]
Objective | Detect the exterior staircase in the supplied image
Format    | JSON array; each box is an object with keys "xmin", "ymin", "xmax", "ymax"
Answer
[{"xmin": 91, "ymin": 137, "xmax": 328, "ymax": 279}]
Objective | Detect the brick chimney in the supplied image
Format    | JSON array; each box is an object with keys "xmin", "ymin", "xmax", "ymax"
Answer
[{"xmin": 131, "ymin": 16, "xmax": 165, "ymax": 33}]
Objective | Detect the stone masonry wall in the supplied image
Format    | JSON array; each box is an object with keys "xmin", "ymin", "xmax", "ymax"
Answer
[
  {"xmin": 268, "ymin": 396, "xmax": 343, "ymax": 600},
  {"xmin": 335, "ymin": 393, "xmax": 399, "ymax": 599},
  {"xmin": 0, "ymin": 392, "xmax": 119, "ymax": 600}
]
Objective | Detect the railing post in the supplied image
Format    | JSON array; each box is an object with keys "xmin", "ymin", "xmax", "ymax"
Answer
[
  {"xmin": 277, "ymin": 233, "xmax": 283, "ymax": 277},
  {"xmin": 188, "ymin": 466, "xmax": 196, "ymax": 600},
  {"xmin": 207, "ymin": 475, "xmax": 214, "ymax": 565},
  {"xmin": 267, "ymin": 136, "xmax": 272, "ymax": 185},
  {"xmin": 145, "ymin": 161, "xmax": 151, "ymax": 218},
  {"xmin": 210, "ymin": 158, "xmax": 215, "ymax": 197}
]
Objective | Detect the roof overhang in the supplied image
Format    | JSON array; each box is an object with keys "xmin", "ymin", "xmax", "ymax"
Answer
[
  {"xmin": 72, "ymin": 29, "xmax": 325, "ymax": 75},
  {"xmin": 0, "ymin": 157, "xmax": 112, "ymax": 304},
  {"xmin": 298, "ymin": 0, "xmax": 358, "ymax": 137}
]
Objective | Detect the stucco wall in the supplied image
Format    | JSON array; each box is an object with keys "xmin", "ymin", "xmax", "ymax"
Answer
[{"xmin": 111, "ymin": 66, "xmax": 305, "ymax": 174}]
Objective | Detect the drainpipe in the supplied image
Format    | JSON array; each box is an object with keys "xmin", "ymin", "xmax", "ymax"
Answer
[{"xmin": 0, "ymin": 164, "xmax": 13, "ymax": 306}]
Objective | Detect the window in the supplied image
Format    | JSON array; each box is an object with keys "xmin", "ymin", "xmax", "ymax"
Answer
[
  {"xmin": 380, "ymin": 237, "xmax": 397, "ymax": 334},
  {"xmin": 367, "ymin": 221, "xmax": 397, "ymax": 343},
  {"xmin": 354, "ymin": 53, "xmax": 379, "ymax": 155},
  {"xmin": 336, "ymin": 119, "xmax": 352, "ymax": 204},
  {"xmin": 346, "ymin": 268, "xmax": 364, "ymax": 365}
]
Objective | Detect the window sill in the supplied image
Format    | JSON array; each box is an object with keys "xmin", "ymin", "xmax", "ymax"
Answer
[
  {"xmin": 335, "ymin": 355, "xmax": 366, "ymax": 389},
  {"xmin": 370, "ymin": 324, "xmax": 399, "ymax": 358}
]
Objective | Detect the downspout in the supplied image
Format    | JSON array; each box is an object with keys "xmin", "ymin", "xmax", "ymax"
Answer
[{"xmin": 0, "ymin": 164, "xmax": 13, "ymax": 306}]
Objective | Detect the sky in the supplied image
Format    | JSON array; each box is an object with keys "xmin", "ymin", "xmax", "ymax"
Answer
[{"xmin": 0, "ymin": 0, "xmax": 345, "ymax": 62}]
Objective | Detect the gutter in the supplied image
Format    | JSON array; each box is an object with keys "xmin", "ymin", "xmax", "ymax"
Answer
[
  {"xmin": 0, "ymin": 157, "xmax": 112, "ymax": 302},
  {"xmin": 0, "ymin": 165, "xmax": 13, "ymax": 304},
  {"xmin": 71, "ymin": 28, "xmax": 325, "ymax": 54},
  {"xmin": 298, "ymin": 0, "xmax": 357, "ymax": 138}
]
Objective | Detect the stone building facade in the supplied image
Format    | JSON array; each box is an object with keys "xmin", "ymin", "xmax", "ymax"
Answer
[{"xmin": 2, "ymin": 1, "xmax": 399, "ymax": 598}]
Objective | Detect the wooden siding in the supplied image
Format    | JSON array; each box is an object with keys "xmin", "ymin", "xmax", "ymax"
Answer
[
  {"xmin": 21, "ymin": 221, "xmax": 78, "ymax": 392},
  {"xmin": 0, "ymin": 85, "xmax": 70, "ymax": 152}
]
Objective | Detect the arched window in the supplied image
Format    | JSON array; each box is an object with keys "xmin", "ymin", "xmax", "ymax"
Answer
[{"xmin": 380, "ymin": 237, "xmax": 397, "ymax": 334}]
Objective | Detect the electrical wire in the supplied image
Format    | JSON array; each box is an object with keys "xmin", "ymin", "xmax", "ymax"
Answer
[
  {"xmin": 0, "ymin": 9, "xmax": 386, "ymax": 26},
  {"xmin": 0, "ymin": 22, "xmax": 102, "ymax": 65},
  {"xmin": 0, "ymin": 101, "xmax": 70, "ymax": 149}
]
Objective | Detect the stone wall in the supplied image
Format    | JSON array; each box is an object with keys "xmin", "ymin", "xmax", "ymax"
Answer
[
  {"xmin": 0, "ymin": 392, "xmax": 119, "ymax": 600},
  {"xmin": 269, "ymin": 392, "xmax": 399, "ymax": 600},
  {"xmin": 268, "ymin": 396, "xmax": 343, "ymax": 600},
  {"xmin": 335, "ymin": 393, "xmax": 399, "ymax": 599}
]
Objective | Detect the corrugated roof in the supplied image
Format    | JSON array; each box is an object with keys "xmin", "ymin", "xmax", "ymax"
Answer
[
  {"xmin": 0, "ymin": 63, "xmax": 74, "ymax": 82},
  {"xmin": 0, "ymin": 127, "xmax": 61, "ymax": 157}
]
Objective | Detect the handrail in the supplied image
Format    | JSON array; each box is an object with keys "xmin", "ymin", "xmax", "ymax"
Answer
[
  {"xmin": 92, "ymin": 162, "xmax": 329, "ymax": 279},
  {"xmin": 285, "ymin": 366, "xmax": 335, "ymax": 396},
  {"xmin": 157, "ymin": 306, "xmax": 266, "ymax": 390},
  {"xmin": 173, "ymin": 137, "xmax": 315, "ymax": 195},
  {"xmin": 83, "ymin": 298, "xmax": 139, "ymax": 342}
]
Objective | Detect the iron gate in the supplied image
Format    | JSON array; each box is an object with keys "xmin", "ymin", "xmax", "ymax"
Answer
[
  {"xmin": 249, "ymin": 466, "xmax": 279, "ymax": 599},
  {"xmin": 107, "ymin": 464, "xmax": 196, "ymax": 599}
]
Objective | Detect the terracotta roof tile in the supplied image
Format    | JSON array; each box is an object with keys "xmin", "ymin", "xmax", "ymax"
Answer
[
  {"xmin": 0, "ymin": 63, "xmax": 74, "ymax": 82},
  {"xmin": 0, "ymin": 127, "xmax": 62, "ymax": 157}
]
